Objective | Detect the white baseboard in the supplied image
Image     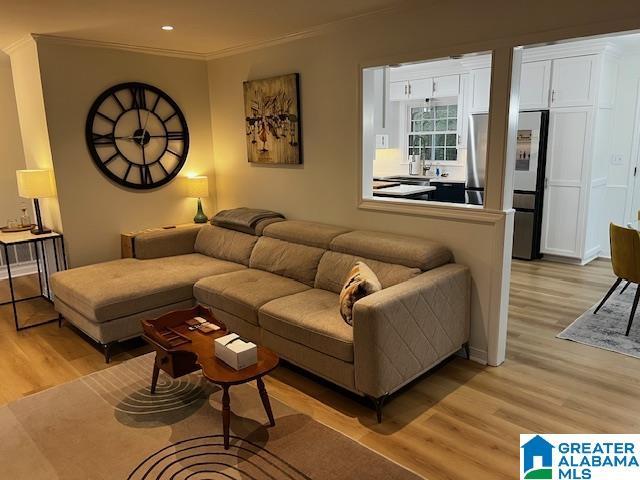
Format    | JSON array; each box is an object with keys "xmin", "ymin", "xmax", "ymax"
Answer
[{"xmin": 0, "ymin": 261, "xmax": 38, "ymax": 280}]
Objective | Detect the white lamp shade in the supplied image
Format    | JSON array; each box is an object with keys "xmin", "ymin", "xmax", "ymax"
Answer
[
  {"xmin": 185, "ymin": 176, "xmax": 209, "ymax": 198},
  {"xmin": 16, "ymin": 169, "xmax": 56, "ymax": 199}
]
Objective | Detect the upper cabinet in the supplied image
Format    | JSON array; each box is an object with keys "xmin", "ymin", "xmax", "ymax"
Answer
[
  {"xmin": 389, "ymin": 76, "xmax": 458, "ymax": 101},
  {"xmin": 519, "ymin": 61, "xmax": 551, "ymax": 110},
  {"xmin": 550, "ymin": 55, "xmax": 597, "ymax": 108},
  {"xmin": 432, "ymin": 75, "xmax": 459, "ymax": 98},
  {"xmin": 470, "ymin": 68, "xmax": 491, "ymax": 113}
]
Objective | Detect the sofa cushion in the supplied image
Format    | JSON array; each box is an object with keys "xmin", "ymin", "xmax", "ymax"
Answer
[
  {"xmin": 194, "ymin": 269, "xmax": 310, "ymax": 326},
  {"xmin": 194, "ymin": 225, "xmax": 258, "ymax": 266},
  {"xmin": 330, "ymin": 230, "xmax": 451, "ymax": 271},
  {"xmin": 315, "ymin": 251, "xmax": 421, "ymax": 293},
  {"xmin": 263, "ymin": 220, "xmax": 350, "ymax": 249},
  {"xmin": 50, "ymin": 254, "xmax": 245, "ymax": 323},
  {"xmin": 249, "ymin": 236, "xmax": 325, "ymax": 286},
  {"xmin": 259, "ymin": 289, "xmax": 354, "ymax": 363}
]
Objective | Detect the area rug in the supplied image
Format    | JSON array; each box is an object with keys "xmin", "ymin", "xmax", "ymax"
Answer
[
  {"xmin": 557, "ymin": 282, "xmax": 640, "ymax": 359},
  {"xmin": 0, "ymin": 353, "xmax": 420, "ymax": 480},
  {"xmin": 0, "ymin": 354, "xmax": 420, "ymax": 480}
]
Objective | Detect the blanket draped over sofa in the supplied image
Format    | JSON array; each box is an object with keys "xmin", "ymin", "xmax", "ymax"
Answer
[{"xmin": 50, "ymin": 217, "xmax": 470, "ymax": 414}]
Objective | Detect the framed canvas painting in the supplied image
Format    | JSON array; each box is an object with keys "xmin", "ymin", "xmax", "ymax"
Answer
[{"xmin": 244, "ymin": 73, "xmax": 302, "ymax": 164}]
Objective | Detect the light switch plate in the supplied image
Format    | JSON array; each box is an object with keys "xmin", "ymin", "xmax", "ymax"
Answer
[{"xmin": 375, "ymin": 134, "xmax": 389, "ymax": 149}]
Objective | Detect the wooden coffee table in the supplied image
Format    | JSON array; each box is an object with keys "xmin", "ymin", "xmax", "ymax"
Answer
[{"xmin": 141, "ymin": 305, "xmax": 280, "ymax": 449}]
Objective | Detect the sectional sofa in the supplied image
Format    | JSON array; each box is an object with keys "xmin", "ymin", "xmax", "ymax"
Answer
[{"xmin": 51, "ymin": 219, "xmax": 470, "ymax": 421}]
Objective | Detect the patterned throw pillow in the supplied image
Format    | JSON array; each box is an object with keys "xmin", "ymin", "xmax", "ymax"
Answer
[{"xmin": 339, "ymin": 261, "xmax": 382, "ymax": 326}]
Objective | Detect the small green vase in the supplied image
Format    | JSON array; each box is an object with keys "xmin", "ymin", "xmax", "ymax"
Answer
[{"xmin": 194, "ymin": 198, "xmax": 208, "ymax": 224}]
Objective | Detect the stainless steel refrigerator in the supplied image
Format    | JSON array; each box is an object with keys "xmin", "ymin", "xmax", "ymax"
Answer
[{"xmin": 466, "ymin": 110, "xmax": 549, "ymax": 259}]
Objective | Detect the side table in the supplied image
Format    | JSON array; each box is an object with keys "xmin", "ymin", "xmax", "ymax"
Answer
[{"xmin": 0, "ymin": 230, "xmax": 68, "ymax": 331}]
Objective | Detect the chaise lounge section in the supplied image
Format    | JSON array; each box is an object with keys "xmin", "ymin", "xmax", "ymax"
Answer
[{"xmin": 51, "ymin": 218, "xmax": 470, "ymax": 420}]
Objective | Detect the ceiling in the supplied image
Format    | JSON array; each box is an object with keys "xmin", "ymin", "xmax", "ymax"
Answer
[{"xmin": 0, "ymin": 0, "xmax": 404, "ymax": 56}]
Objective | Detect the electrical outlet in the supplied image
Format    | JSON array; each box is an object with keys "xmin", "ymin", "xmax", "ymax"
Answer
[{"xmin": 610, "ymin": 154, "xmax": 624, "ymax": 166}]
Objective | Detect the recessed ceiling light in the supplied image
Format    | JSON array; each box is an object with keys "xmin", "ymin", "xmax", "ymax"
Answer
[{"xmin": 161, "ymin": 25, "xmax": 174, "ymax": 31}]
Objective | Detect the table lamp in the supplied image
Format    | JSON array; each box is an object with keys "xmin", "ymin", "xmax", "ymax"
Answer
[
  {"xmin": 185, "ymin": 176, "xmax": 209, "ymax": 224},
  {"xmin": 16, "ymin": 169, "xmax": 56, "ymax": 235}
]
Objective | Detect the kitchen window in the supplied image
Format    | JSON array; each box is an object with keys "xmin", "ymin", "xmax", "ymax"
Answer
[{"xmin": 407, "ymin": 103, "xmax": 458, "ymax": 162}]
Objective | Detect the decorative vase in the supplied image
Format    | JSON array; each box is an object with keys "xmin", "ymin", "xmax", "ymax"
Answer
[{"xmin": 194, "ymin": 198, "xmax": 208, "ymax": 224}]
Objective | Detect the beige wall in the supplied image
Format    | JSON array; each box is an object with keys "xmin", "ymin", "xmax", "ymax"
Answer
[
  {"xmin": 207, "ymin": 0, "xmax": 640, "ymax": 362},
  {"xmin": 33, "ymin": 38, "xmax": 215, "ymax": 267},
  {"xmin": 0, "ymin": 52, "xmax": 27, "ymax": 225}
]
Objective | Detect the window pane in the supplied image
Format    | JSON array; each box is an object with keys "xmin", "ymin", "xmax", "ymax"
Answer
[
  {"xmin": 446, "ymin": 134, "xmax": 457, "ymax": 146},
  {"xmin": 445, "ymin": 148, "xmax": 458, "ymax": 160},
  {"xmin": 435, "ymin": 134, "xmax": 445, "ymax": 146},
  {"xmin": 435, "ymin": 106, "xmax": 448, "ymax": 119},
  {"xmin": 435, "ymin": 119, "xmax": 447, "ymax": 131},
  {"xmin": 448, "ymin": 104, "xmax": 458, "ymax": 117},
  {"xmin": 411, "ymin": 109, "xmax": 421, "ymax": 120},
  {"xmin": 425, "ymin": 120, "xmax": 434, "ymax": 131},
  {"xmin": 434, "ymin": 148, "xmax": 445, "ymax": 160},
  {"xmin": 447, "ymin": 119, "xmax": 457, "ymax": 131},
  {"xmin": 425, "ymin": 148, "xmax": 432, "ymax": 160},
  {"xmin": 425, "ymin": 135, "xmax": 432, "ymax": 146}
]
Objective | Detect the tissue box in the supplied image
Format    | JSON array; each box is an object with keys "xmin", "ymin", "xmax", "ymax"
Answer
[{"xmin": 214, "ymin": 333, "xmax": 257, "ymax": 370}]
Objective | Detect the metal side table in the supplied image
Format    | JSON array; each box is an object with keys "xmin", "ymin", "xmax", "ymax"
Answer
[{"xmin": 0, "ymin": 230, "xmax": 67, "ymax": 331}]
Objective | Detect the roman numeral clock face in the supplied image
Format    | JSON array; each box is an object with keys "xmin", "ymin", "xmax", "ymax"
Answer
[{"xmin": 86, "ymin": 82, "xmax": 189, "ymax": 189}]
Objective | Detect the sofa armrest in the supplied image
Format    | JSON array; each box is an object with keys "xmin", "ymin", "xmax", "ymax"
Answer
[
  {"xmin": 133, "ymin": 225, "xmax": 203, "ymax": 259},
  {"xmin": 352, "ymin": 263, "xmax": 470, "ymax": 398}
]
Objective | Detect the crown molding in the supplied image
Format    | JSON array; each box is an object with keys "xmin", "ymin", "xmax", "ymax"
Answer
[
  {"xmin": 30, "ymin": 34, "xmax": 208, "ymax": 60},
  {"xmin": 2, "ymin": 34, "xmax": 35, "ymax": 55},
  {"xmin": 2, "ymin": 3, "xmax": 405, "ymax": 62},
  {"xmin": 203, "ymin": 4, "xmax": 402, "ymax": 61}
]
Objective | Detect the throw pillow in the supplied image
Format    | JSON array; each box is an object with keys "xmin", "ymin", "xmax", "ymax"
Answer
[{"xmin": 339, "ymin": 261, "xmax": 382, "ymax": 326}]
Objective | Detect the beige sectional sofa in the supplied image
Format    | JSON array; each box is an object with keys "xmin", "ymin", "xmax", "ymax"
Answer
[{"xmin": 51, "ymin": 219, "xmax": 470, "ymax": 421}]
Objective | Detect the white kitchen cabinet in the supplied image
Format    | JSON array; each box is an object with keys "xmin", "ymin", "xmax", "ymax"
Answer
[
  {"xmin": 541, "ymin": 108, "xmax": 592, "ymax": 257},
  {"xmin": 432, "ymin": 75, "xmax": 459, "ymax": 98},
  {"xmin": 519, "ymin": 61, "xmax": 551, "ymax": 110},
  {"xmin": 389, "ymin": 81, "xmax": 409, "ymax": 101},
  {"xmin": 470, "ymin": 68, "xmax": 491, "ymax": 113},
  {"xmin": 550, "ymin": 55, "xmax": 597, "ymax": 107},
  {"xmin": 408, "ymin": 78, "xmax": 433, "ymax": 99}
]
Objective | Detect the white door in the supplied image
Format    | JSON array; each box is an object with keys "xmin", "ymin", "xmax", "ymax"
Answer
[
  {"xmin": 408, "ymin": 78, "xmax": 433, "ymax": 100},
  {"xmin": 550, "ymin": 56, "xmax": 597, "ymax": 107},
  {"xmin": 520, "ymin": 61, "xmax": 551, "ymax": 110},
  {"xmin": 432, "ymin": 75, "xmax": 459, "ymax": 98},
  {"xmin": 470, "ymin": 68, "xmax": 491, "ymax": 113},
  {"xmin": 541, "ymin": 108, "xmax": 592, "ymax": 257},
  {"xmin": 389, "ymin": 81, "xmax": 408, "ymax": 101}
]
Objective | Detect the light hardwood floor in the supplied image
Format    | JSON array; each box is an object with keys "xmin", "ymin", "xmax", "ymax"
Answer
[{"xmin": 0, "ymin": 258, "xmax": 636, "ymax": 479}]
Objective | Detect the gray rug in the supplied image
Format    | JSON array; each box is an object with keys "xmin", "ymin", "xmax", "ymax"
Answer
[{"xmin": 557, "ymin": 282, "xmax": 640, "ymax": 358}]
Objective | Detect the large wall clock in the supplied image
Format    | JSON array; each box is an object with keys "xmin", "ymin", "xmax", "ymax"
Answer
[{"xmin": 85, "ymin": 82, "xmax": 189, "ymax": 189}]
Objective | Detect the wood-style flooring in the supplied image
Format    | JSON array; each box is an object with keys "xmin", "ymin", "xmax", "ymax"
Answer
[{"xmin": 0, "ymin": 258, "xmax": 635, "ymax": 480}]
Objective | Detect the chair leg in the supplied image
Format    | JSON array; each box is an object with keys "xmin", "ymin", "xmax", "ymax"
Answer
[
  {"xmin": 620, "ymin": 281, "xmax": 631, "ymax": 294},
  {"xmin": 462, "ymin": 342, "xmax": 470, "ymax": 360},
  {"xmin": 625, "ymin": 285, "xmax": 640, "ymax": 336},
  {"xmin": 594, "ymin": 278, "xmax": 622, "ymax": 314},
  {"xmin": 57, "ymin": 313, "xmax": 64, "ymax": 328}
]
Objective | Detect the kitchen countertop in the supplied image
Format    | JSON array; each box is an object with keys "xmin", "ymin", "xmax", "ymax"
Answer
[
  {"xmin": 374, "ymin": 175, "xmax": 466, "ymax": 184},
  {"xmin": 373, "ymin": 184, "xmax": 436, "ymax": 197}
]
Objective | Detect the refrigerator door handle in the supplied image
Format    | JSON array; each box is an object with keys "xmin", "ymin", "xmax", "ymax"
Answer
[{"xmin": 544, "ymin": 177, "xmax": 549, "ymax": 189}]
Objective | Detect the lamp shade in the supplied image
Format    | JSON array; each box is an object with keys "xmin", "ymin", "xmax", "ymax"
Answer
[
  {"xmin": 185, "ymin": 176, "xmax": 209, "ymax": 198},
  {"xmin": 16, "ymin": 169, "xmax": 56, "ymax": 199}
]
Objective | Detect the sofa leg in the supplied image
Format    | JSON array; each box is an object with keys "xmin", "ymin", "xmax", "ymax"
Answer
[
  {"xmin": 57, "ymin": 313, "xmax": 64, "ymax": 328},
  {"xmin": 368, "ymin": 394, "xmax": 389, "ymax": 424},
  {"xmin": 102, "ymin": 342, "xmax": 114, "ymax": 364},
  {"xmin": 463, "ymin": 342, "xmax": 470, "ymax": 360}
]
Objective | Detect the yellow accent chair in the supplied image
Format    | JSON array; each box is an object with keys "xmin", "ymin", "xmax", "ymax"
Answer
[{"xmin": 594, "ymin": 223, "xmax": 640, "ymax": 336}]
